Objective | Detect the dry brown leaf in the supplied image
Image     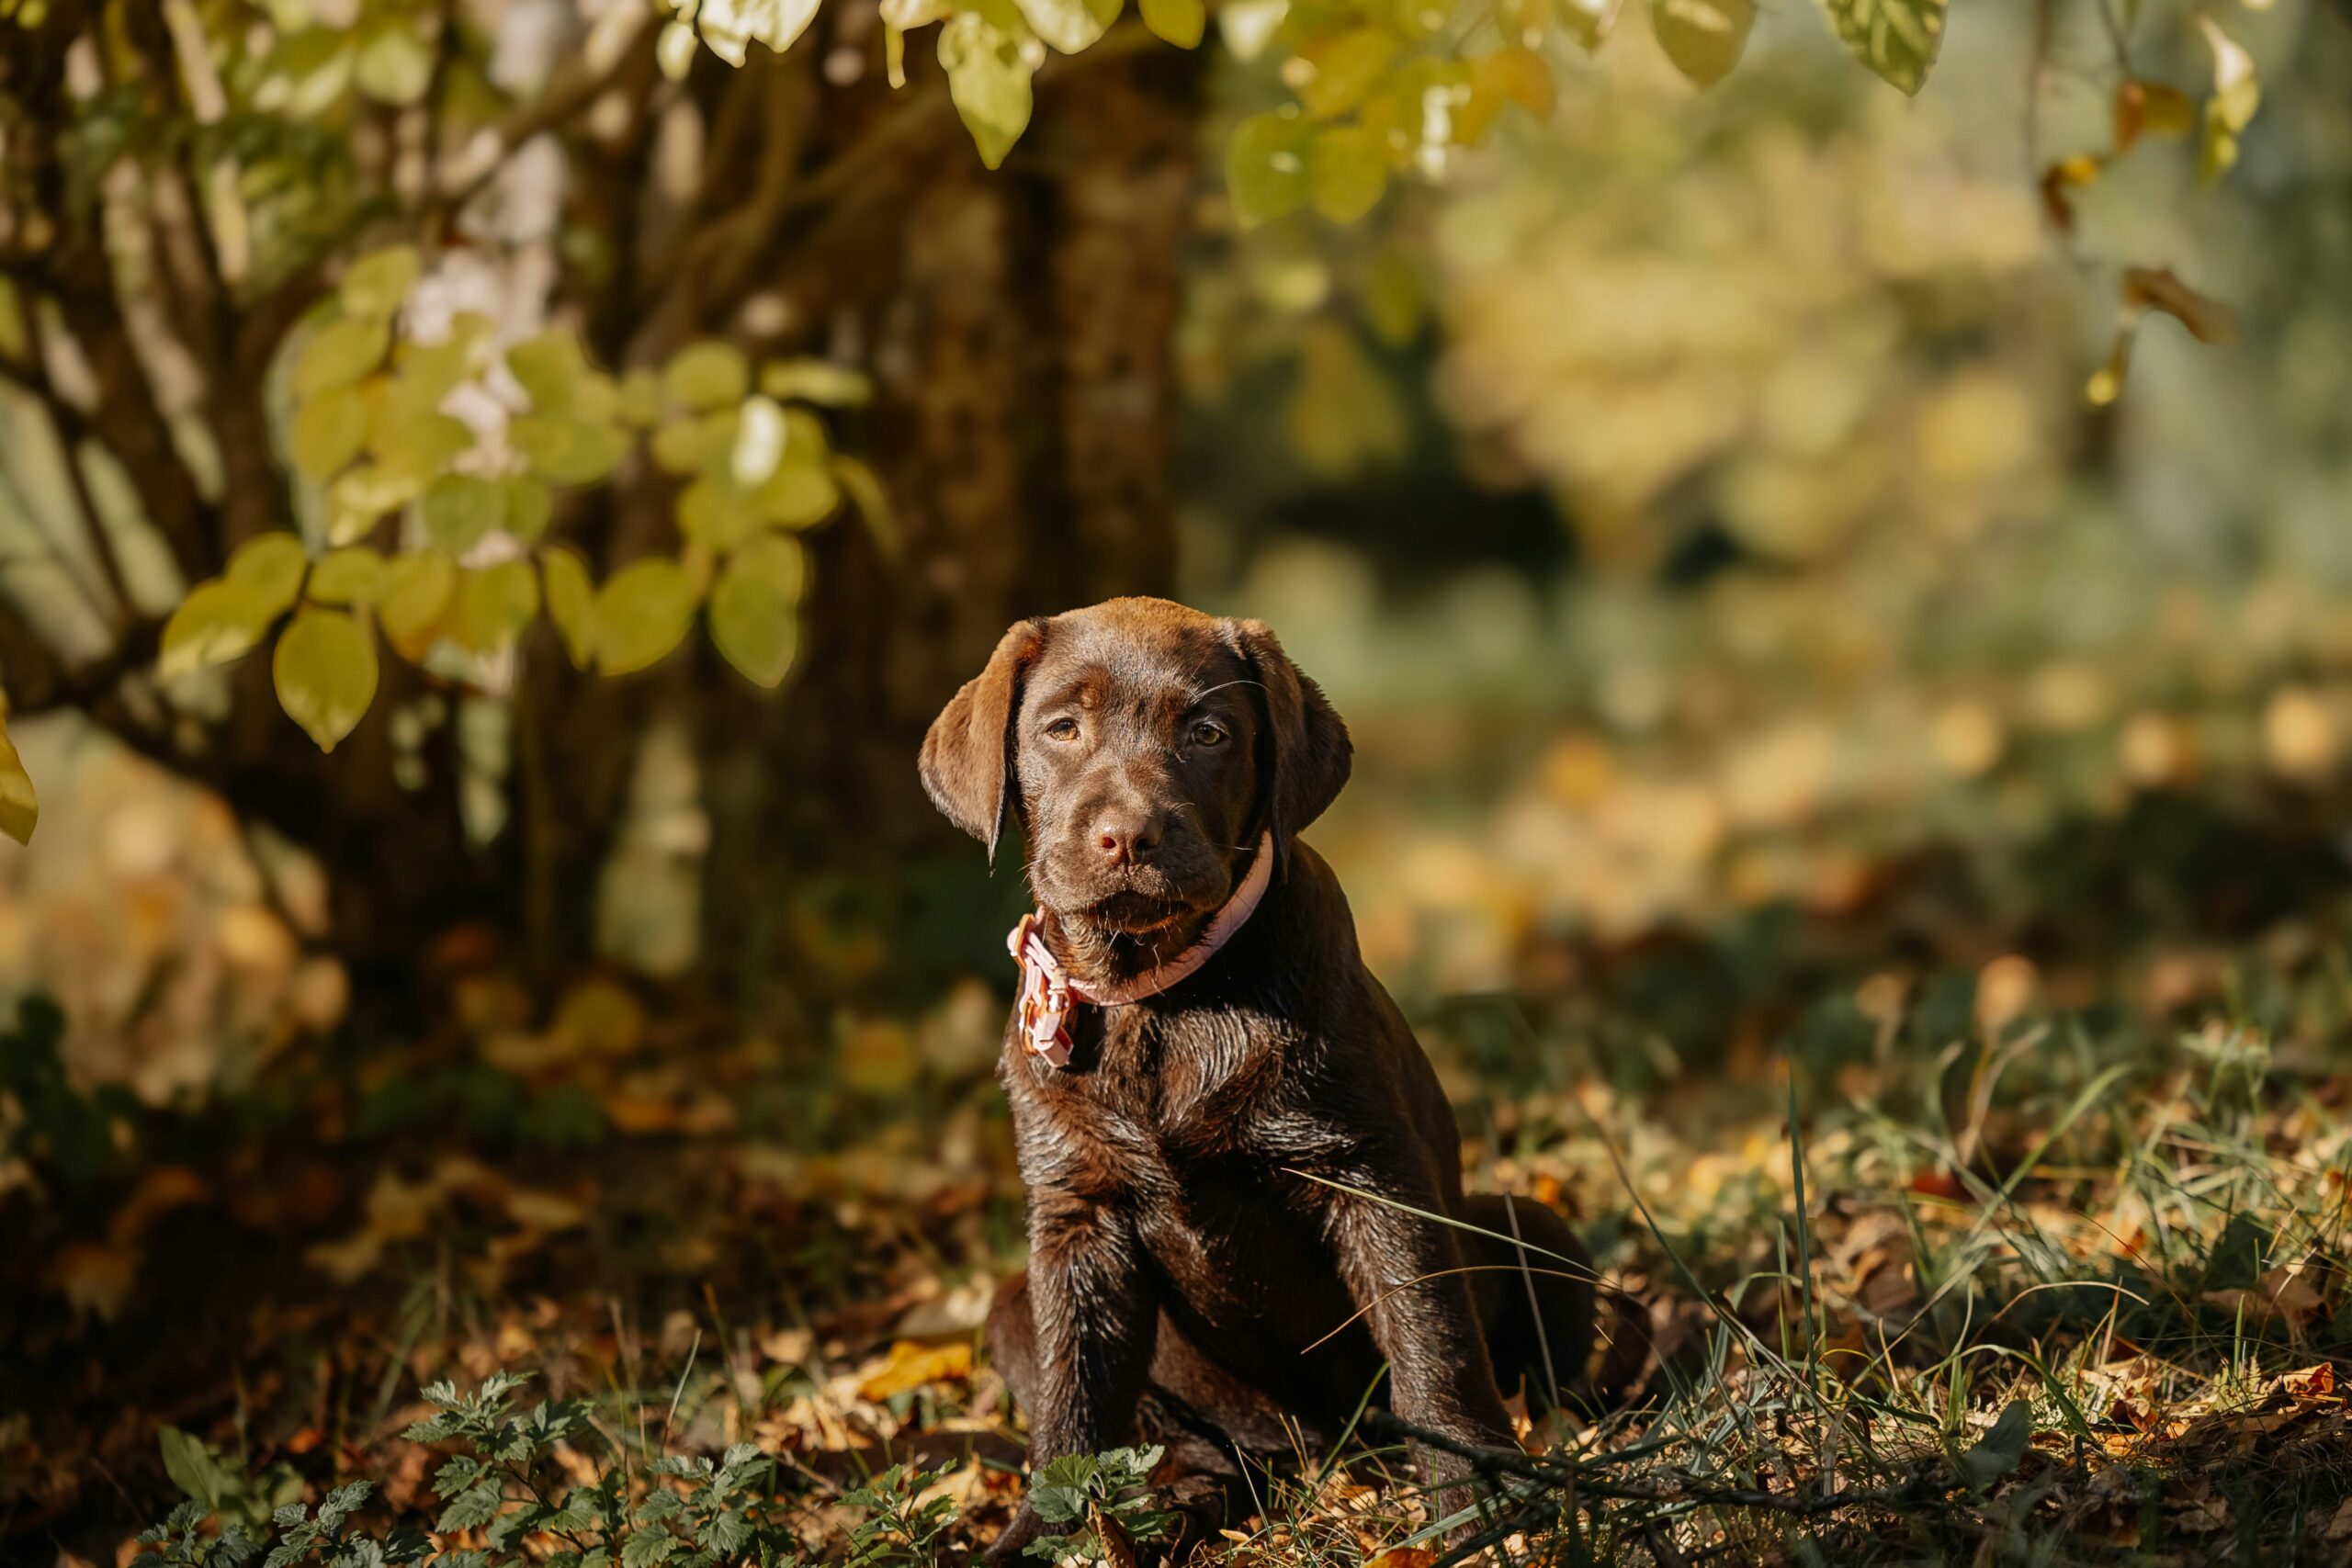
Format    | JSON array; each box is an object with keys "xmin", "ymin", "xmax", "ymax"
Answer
[{"xmin": 2122, "ymin": 267, "xmax": 2240, "ymax": 346}]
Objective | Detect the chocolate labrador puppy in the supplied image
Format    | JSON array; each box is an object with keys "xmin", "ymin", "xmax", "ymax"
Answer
[{"xmin": 921, "ymin": 597, "xmax": 1596, "ymax": 1560}]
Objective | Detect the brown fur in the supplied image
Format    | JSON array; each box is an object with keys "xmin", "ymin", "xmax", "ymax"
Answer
[{"xmin": 921, "ymin": 598, "xmax": 1598, "ymax": 1560}]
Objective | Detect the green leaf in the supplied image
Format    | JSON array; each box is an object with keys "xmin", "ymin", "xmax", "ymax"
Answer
[
  {"xmin": 451, "ymin": 559, "xmax": 540, "ymax": 655},
  {"xmin": 619, "ymin": 1530, "xmax": 679, "ymax": 1568},
  {"xmin": 758, "ymin": 357, "xmax": 874, "ymax": 408},
  {"xmin": 1227, "ymin": 110, "xmax": 1315, "ymax": 226},
  {"xmin": 1956, "ymin": 1400, "xmax": 2032, "ymax": 1489},
  {"xmin": 379, "ymin": 550, "xmax": 458, "ymax": 660},
  {"xmin": 538, "ymin": 545, "xmax": 597, "ymax": 671},
  {"xmin": 329, "ymin": 462, "xmax": 430, "ymax": 546},
  {"xmin": 1014, "ymin": 0, "xmax": 1120, "ymax": 53},
  {"xmin": 831, "ymin": 455, "xmax": 899, "ymax": 558},
  {"xmin": 0, "ymin": 715, "xmax": 35, "ymax": 845},
  {"xmin": 504, "ymin": 476, "xmax": 555, "ymax": 542},
  {"xmin": 158, "ymin": 1428, "xmax": 226, "ymax": 1508},
  {"xmin": 1310, "ymin": 123, "xmax": 1387, "ymax": 222},
  {"xmin": 356, "ymin": 25, "xmax": 435, "ymax": 105},
  {"xmin": 595, "ymin": 558, "xmax": 699, "ymax": 676},
  {"xmin": 663, "ymin": 341, "xmax": 752, "ymax": 412},
  {"xmin": 289, "ymin": 382, "xmax": 372, "ymax": 479},
  {"xmin": 678, "ymin": 479, "xmax": 761, "ymax": 552},
  {"xmin": 508, "ymin": 332, "xmax": 589, "ymax": 412},
  {"xmin": 1817, "ymin": 0, "xmax": 1944, "ymax": 95},
  {"xmin": 294, "ymin": 316, "xmax": 392, "ymax": 398},
  {"xmin": 227, "ymin": 532, "xmax": 312, "ymax": 615},
  {"xmin": 309, "ymin": 546, "xmax": 388, "ymax": 605},
  {"xmin": 420, "ymin": 473, "xmax": 507, "ymax": 555},
  {"xmin": 752, "ymin": 462, "xmax": 840, "ymax": 530},
  {"xmin": 368, "ymin": 391, "xmax": 471, "ymax": 475},
  {"xmin": 1138, "ymin": 0, "xmax": 1204, "ymax": 47},
  {"xmin": 512, "ymin": 414, "xmax": 627, "ymax": 486},
  {"xmin": 161, "ymin": 579, "xmax": 282, "ymax": 680},
  {"xmin": 708, "ymin": 536, "xmax": 806, "ymax": 688},
  {"xmin": 436, "ymin": 1480, "xmax": 505, "ymax": 1534},
  {"xmin": 650, "ymin": 414, "xmax": 726, "ymax": 476},
  {"xmin": 342, "ymin": 245, "xmax": 422, "ymax": 318},
  {"xmin": 939, "ymin": 11, "xmax": 1036, "ymax": 170},
  {"xmin": 274, "ymin": 607, "xmax": 379, "ymax": 752},
  {"xmin": 1649, "ymin": 0, "xmax": 1751, "ymax": 85}
]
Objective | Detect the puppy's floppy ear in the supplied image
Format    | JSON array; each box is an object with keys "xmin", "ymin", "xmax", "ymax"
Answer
[
  {"xmin": 921, "ymin": 619, "xmax": 1046, "ymax": 862},
  {"xmin": 1226, "ymin": 618, "xmax": 1351, "ymax": 852}
]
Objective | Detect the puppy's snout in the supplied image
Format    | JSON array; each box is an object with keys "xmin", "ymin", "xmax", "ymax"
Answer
[{"xmin": 1093, "ymin": 807, "xmax": 1165, "ymax": 867}]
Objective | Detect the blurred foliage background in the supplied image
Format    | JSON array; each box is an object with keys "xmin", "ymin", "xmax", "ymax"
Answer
[{"xmin": 6, "ymin": 0, "xmax": 2352, "ymax": 1557}]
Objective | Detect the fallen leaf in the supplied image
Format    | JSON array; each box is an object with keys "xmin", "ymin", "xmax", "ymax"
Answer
[{"xmin": 856, "ymin": 1338, "xmax": 973, "ymax": 1401}]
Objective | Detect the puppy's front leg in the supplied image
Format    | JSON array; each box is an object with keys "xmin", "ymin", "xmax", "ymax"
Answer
[
  {"xmin": 991, "ymin": 1189, "xmax": 1158, "ymax": 1564},
  {"xmin": 1324, "ymin": 1167, "xmax": 1516, "ymax": 1525}
]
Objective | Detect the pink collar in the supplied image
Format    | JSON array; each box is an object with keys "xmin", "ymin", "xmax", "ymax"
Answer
[{"xmin": 1006, "ymin": 832, "xmax": 1276, "ymax": 1069}]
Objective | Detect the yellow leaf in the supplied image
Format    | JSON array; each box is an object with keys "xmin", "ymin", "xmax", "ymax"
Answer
[
  {"xmin": 504, "ymin": 475, "xmax": 555, "ymax": 543},
  {"xmin": 379, "ymin": 550, "xmax": 458, "ymax": 660},
  {"xmin": 450, "ymin": 559, "xmax": 540, "ymax": 656},
  {"xmin": 0, "ymin": 713, "xmax": 37, "ymax": 844},
  {"xmin": 856, "ymin": 1339, "xmax": 973, "ymax": 1402},
  {"xmin": 1472, "ymin": 45, "xmax": 1555, "ymax": 122},
  {"xmin": 651, "ymin": 413, "xmax": 727, "ymax": 477},
  {"xmin": 161, "ymin": 578, "xmax": 281, "ymax": 680},
  {"xmin": 507, "ymin": 330, "xmax": 589, "ymax": 412},
  {"xmin": 293, "ymin": 315, "xmax": 391, "ymax": 399},
  {"xmin": 1818, "ymin": 0, "xmax": 1945, "ymax": 96},
  {"xmin": 1310, "ymin": 124, "xmax": 1388, "ymax": 222},
  {"xmin": 1227, "ymin": 109, "xmax": 1316, "ymax": 226},
  {"xmin": 226, "ymin": 532, "xmax": 311, "ymax": 615},
  {"xmin": 595, "ymin": 557, "xmax": 700, "ymax": 676},
  {"xmin": 1649, "ymin": 0, "xmax": 1750, "ymax": 86},
  {"xmin": 288, "ymin": 381, "xmax": 372, "ymax": 479},
  {"xmin": 831, "ymin": 456, "xmax": 899, "ymax": 559},
  {"xmin": 1297, "ymin": 28, "xmax": 1401, "ymax": 118},
  {"xmin": 2198, "ymin": 17, "xmax": 2260, "ymax": 183},
  {"xmin": 340, "ymin": 244, "xmax": 421, "ymax": 319},
  {"xmin": 421, "ymin": 473, "xmax": 507, "ymax": 555},
  {"xmin": 759, "ymin": 356, "xmax": 875, "ymax": 408},
  {"xmin": 1556, "ymin": 0, "xmax": 1622, "ymax": 50},
  {"xmin": 309, "ymin": 546, "xmax": 388, "ymax": 605},
  {"xmin": 939, "ymin": 11, "xmax": 1037, "ymax": 170},
  {"xmin": 512, "ymin": 413, "xmax": 626, "ymax": 487},
  {"xmin": 273, "ymin": 606, "xmax": 379, "ymax": 752},
  {"xmin": 1139, "ymin": 0, "xmax": 1204, "ymax": 47},
  {"xmin": 663, "ymin": 340, "xmax": 752, "ymax": 411},
  {"xmin": 752, "ymin": 463, "xmax": 841, "ymax": 530},
  {"xmin": 708, "ymin": 536, "xmax": 806, "ymax": 689},
  {"xmin": 538, "ymin": 544, "xmax": 597, "ymax": 671},
  {"xmin": 1014, "ymin": 0, "xmax": 1119, "ymax": 53}
]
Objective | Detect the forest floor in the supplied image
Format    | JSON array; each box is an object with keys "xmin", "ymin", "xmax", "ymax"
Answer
[{"xmin": 12, "ymin": 810, "xmax": 2352, "ymax": 1566}]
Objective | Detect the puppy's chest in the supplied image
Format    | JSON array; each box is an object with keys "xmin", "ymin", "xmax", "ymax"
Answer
[{"xmin": 1020, "ymin": 1002, "xmax": 1340, "ymax": 1179}]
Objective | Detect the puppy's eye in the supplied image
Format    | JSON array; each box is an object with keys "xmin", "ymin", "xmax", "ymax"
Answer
[
  {"xmin": 1190, "ymin": 720, "xmax": 1228, "ymax": 748},
  {"xmin": 1045, "ymin": 717, "xmax": 1081, "ymax": 742}
]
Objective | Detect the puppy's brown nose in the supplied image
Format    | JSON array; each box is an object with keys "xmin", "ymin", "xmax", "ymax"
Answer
[{"xmin": 1095, "ymin": 809, "xmax": 1163, "ymax": 866}]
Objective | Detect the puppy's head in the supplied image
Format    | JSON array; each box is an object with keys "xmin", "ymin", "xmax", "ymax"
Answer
[{"xmin": 921, "ymin": 597, "xmax": 1351, "ymax": 942}]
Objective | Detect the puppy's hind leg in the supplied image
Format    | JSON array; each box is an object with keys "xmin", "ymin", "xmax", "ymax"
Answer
[{"xmin": 1462, "ymin": 1193, "xmax": 1599, "ymax": 1422}]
